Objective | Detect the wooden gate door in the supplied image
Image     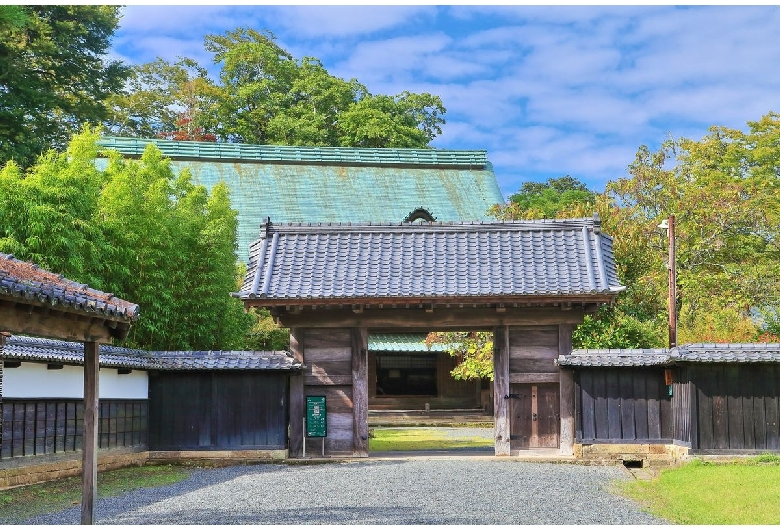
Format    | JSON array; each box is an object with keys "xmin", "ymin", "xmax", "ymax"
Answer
[{"xmin": 509, "ymin": 383, "xmax": 560, "ymax": 449}]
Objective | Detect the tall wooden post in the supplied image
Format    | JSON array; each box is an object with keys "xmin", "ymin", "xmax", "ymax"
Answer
[
  {"xmin": 351, "ymin": 327, "xmax": 369, "ymax": 457},
  {"xmin": 493, "ymin": 325, "xmax": 510, "ymax": 456},
  {"xmin": 81, "ymin": 341, "xmax": 99, "ymax": 525},
  {"xmin": 288, "ymin": 328, "xmax": 304, "ymax": 458},
  {"xmin": 667, "ymin": 215, "xmax": 677, "ymax": 348},
  {"xmin": 558, "ymin": 325, "xmax": 574, "ymax": 455}
]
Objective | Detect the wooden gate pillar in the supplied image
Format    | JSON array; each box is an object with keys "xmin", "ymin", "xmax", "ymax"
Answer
[
  {"xmin": 351, "ymin": 327, "xmax": 369, "ymax": 457},
  {"xmin": 493, "ymin": 325, "xmax": 510, "ymax": 456},
  {"xmin": 81, "ymin": 341, "xmax": 99, "ymax": 525},
  {"xmin": 289, "ymin": 328, "xmax": 304, "ymax": 458},
  {"xmin": 558, "ymin": 325, "xmax": 575, "ymax": 456}
]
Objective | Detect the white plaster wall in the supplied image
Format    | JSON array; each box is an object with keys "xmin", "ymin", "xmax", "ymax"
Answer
[{"xmin": 2, "ymin": 362, "xmax": 148, "ymax": 399}]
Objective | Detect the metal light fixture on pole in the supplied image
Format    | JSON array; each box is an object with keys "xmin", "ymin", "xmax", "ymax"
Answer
[{"xmin": 658, "ymin": 216, "xmax": 677, "ymax": 348}]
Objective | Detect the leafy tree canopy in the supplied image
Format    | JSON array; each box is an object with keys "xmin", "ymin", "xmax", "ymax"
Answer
[
  {"xmin": 0, "ymin": 6, "xmax": 129, "ymax": 168},
  {"xmin": 439, "ymin": 111, "xmax": 780, "ymax": 376},
  {"xmin": 107, "ymin": 28, "xmax": 446, "ymax": 148},
  {"xmin": 0, "ymin": 128, "xmax": 252, "ymax": 350},
  {"xmin": 490, "ymin": 176, "xmax": 597, "ymax": 220}
]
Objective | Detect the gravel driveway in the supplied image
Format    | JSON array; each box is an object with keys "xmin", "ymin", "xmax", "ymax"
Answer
[{"xmin": 24, "ymin": 459, "xmax": 665, "ymax": 525}]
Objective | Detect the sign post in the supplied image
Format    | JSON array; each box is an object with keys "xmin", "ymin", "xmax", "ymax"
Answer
[{"xmin": 304, "ymin": 396, "xmax": 327, "ymax": 457}]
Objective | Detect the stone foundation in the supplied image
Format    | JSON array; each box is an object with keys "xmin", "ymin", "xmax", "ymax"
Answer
[
  {"xmin": 0, "ymin": 448, "xmax": 148, "ymax": 489},
  {"xmin": 0, "ymin": 449, "xmax": 288, "ymax": 489},
  {"xmin": 574, "ymin": 442, "xmax": 689, "ymax": 467},
  {"xmin": 147, "ymin": 449, "xmax": 288, "ymax": 466}
]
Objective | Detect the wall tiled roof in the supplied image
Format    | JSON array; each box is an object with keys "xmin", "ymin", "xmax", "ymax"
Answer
[
  {"xmin": 152, "ymin": 351, "xmax": 300, "ymax": 371},
  {"xmin": 558, "ymin": 343, "xmax": 780, "ymax": 367},
  {"xmin": 557, "ymin": 349, "xmax": 672, "ymax": 367},
  {"xmin": 2, "ymin": 335, "xmax": 300, "ymax": 371},
  {"xmin": 368, "ymin": 333, "xmax": 451, "ymax": 353},
  {"xmin": 673, "ymin": 343, "xmax": 780, "ymax": 363},
  {"xmin": 0, "ymin": 254, "xmax": 139, "ymax": 323},
  {"xmin": 97, "ymin": 137, "xmax": 505, "ymax": 261},
  {"xmin": 236, "ymin": 216, "xmax": 624, "ymax": 303}
]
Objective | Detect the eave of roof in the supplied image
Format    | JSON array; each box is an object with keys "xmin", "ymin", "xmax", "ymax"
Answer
[{"xmin": 0, "ymin": 254, "xmax": 139, "ymax": 324}]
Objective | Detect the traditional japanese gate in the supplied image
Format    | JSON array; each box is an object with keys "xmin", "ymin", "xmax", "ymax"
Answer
[{"xmin": 235, "ymin": 216, "xmax": 623, "ymax": 457}]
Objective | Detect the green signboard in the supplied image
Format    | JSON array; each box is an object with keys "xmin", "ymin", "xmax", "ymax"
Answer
[{"xmin": 306, "ymin": 396, "xmax": 327, "ymax": 437}]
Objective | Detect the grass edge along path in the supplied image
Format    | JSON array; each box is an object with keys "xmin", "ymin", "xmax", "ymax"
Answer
[
  {"xmin": 0, "ymin": 464, "xmax": 191, "ymax": 524},
  {"xmin": 618, "ymin": 455, "xmax": 780, "ymax": 525},
  {"xmin": 369, "ymin": 427, "xmax": 494, "ymax": 452}
]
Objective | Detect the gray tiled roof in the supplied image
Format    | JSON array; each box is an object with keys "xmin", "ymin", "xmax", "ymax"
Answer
[
  {"xmin": 673, "ymin": 343, "xmax": 780, "ymax": 363},
  {"xmin": 1, "ymin": 335, "xmax": 300, "ymax": 371},
  {"xmin": 557, "ymin": 349, "xmax": 673, "ymax": 367},
  {"xmin": 236, "ymin": 216, "xmax": 624, "ymax": 303},
  {"xmin": 0, "ymin": 253, "xmax": 139, "ymax": 323},
  {"xmin": 153, "ymin": 351, "xmax": 300, "ymax": 371},
  {"xmin": 558, "ymin": 343, "xmax": 780, "ymax": 367}
]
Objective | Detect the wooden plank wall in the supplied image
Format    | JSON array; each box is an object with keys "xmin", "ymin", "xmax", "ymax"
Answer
[
  {"xmin": 576, "ymin": 368, "xmax": 672, "ymax": 442},
  {"xmin": 148, "ymin": 372, "xmax": 288, "ymax": 451},
  {"xmin": 671, "ymin": 366, "xmax": 692, "ymax": 446},
  {"xmin": 508, "ymin": 326, "xmax": 560, "ymax": 382},
  {"xmin": 691, "ymin": 364, "xmax": 780, "ymax": 451},
  {"xmin": 303, "ymin": 329, "xmax": 354, "ymax": 454},
  {"xmin": 1, "ymin": 399, "xmax": 147, "ymax": 459}
]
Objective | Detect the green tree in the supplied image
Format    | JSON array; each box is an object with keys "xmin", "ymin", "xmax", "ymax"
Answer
[
  {"xmin": 105, "ymin": 57, "xmax": 219, "ymax": 141},
  {"xmin": 425, "ymin": 331, "xmax": 493, "ymax": 381},
  {"xmin": 0, "ymin": 129, "xmax": 110, "ymax": 287},
  {"xmin": 99, "ymin": 140, "xmax": 250, "ymax": 350},
  {"xmin": 0, "ymin": 128, "xmax": 252, "ymax": 350},
  {"xmin": 609, "ymin": 114, "xmax": 780, "ymax": 344},
  {"xmin": 0, "ymin": 6, "xmax": 128, "ymax": 167},
  {"xmin": 490, "ymin": 176, "xmax": 597, "ymax": 220},
  {"xmin": 110, "ymin": 28, "xmax": 446, "ymax": 148}
]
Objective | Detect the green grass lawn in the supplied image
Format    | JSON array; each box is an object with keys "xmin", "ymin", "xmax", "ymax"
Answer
[
  {"xmin": 620, "ymin": 455, "xmax": 780, "ymax": 525},
  {"xmin": 369, "ymin": 427, "xmax": 494, "ymax": 452},
  {"xmin": 0, "ymin": 464, "xmax": 191, "ymax": 524}
]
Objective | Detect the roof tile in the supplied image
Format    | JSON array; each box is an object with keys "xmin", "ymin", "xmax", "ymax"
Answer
[{"xmin": 237, "ymin": 217, "xmax": 624, "ymax": 302}]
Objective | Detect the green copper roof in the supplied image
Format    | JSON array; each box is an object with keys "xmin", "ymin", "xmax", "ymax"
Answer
[
  {"xmin": 369, "ymin": 333, "xmax": 452, "ymax": 353},
  {"xmin": 97, "ymin": 137, "xmax": 504, "ymax": 261}
]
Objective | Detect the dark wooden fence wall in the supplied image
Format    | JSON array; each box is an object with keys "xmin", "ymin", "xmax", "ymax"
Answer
[
  {"xmin": 1, "ymin": 399, "xmax": 147, "ymax": 460},
  {"xmin": 575, "ymin": 368, "xmax": 673, "ymax": 443},
  {"xmin": 671, "ymin": 366, "xmax": 692, "ymax": 446},
  {"xmin": 148, "ymin": 372, "xmax": 288, "ymax": 451},
  {"xmin": 689, "ymin": 364, "xmax": 780, "ymax": 452}
]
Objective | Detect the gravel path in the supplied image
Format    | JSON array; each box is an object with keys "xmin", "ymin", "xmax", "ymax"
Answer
[{"xmin": 24, "ymin": 459, "xmax": 664, "ymax": 525}]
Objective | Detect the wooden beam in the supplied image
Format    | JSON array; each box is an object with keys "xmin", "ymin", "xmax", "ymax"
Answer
[
  {"xmin": 304, "ymin": 375, "xmax": 353, "ymax": 386},
  {"xmin": 275, "ymin": 306, "xmax": 587, "ymax": 329},
  {"xmin": 509, "ymin": 372, "xmax": 560, "ymax": 384},
  {"xmin": 81, "ymin": 341, "xmax": 99, "ymax": 525},
  {"xmin": 288, "ymin": 328, "xmax": 304, "ymax": 458},
  {"xmin": 558, "ymin": 324, "xmax": 575, "ymax": 456},
  {"xmin": 493, "ymin": 325, "xmax": 510, "ymax": 456},
  {"xmin": 351, "ymin": 327, "xmax": 368, "ymax": 457},
  {"xmin": 245, "ymin": 294, "xmax": 614, "ymax": 309},
  {"xmin": 0, "ymin": 304, "xmax": 114, "ymax": 342}
]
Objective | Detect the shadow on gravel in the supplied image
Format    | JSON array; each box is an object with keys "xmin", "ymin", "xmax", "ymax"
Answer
[{"xmin": 108, "ymin": 506, "xmax": 479, "ymax": 525}]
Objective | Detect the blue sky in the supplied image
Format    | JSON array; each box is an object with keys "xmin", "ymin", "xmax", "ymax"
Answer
[{"xmin": 110, "ymin": 5, "xmax": 780, "ymax": 199}]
